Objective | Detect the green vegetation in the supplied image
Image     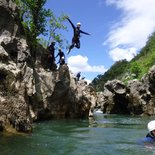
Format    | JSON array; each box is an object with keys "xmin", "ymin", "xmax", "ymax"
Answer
[
  {"xmin": 92, "ymin": 60, "xmax": 129, "ymax": 91},
  {"xmin": 15, "ymin": 0, "xmax": 51, "ymax": 39},
  {"xmin": 12, "ymin": 1, "xmax": 155, "ymax": 91},
  {"xmin": 92, "ymin": 32, "xmax": 155, "ymax": 91},
  {"xmin": 14, "ymin": 0, "xmax": 68, "ymax": 57}
]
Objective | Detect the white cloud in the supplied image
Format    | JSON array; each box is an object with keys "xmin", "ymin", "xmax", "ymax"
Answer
[
  {"xmin": 104, "ymin": 0, "xmax": 155, "ymax": 61},
  {"xmin": 85, "ymin": 78, "xmax": 92, "ymax": 84},
  {"xmin": 109, "ymin": 47, "xmax": 137, "ymax": 61},
  {"xmin": 67, "ymin": 55, "xmax": 107, "ymax": 74}
]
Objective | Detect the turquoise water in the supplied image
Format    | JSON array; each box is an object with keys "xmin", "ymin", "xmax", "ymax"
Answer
[{"xmin": 0, "ymin": 114, "xmax": 155, "ymax": 155}]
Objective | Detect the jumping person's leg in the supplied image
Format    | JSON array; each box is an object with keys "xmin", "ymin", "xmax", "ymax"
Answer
[
  {"xmin": 67, "ymin": 38, "xmax": 75, "ymax": 54},
  {"xmin": 75, "ymin": 40, "xmax": 80, "ymax": 49},
  {"xmin": 67, "ymin": 45, "xmax": 73, "ymax": 54}
]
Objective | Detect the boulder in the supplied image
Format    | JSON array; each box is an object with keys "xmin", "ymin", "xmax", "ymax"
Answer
[
  {"xmin": 96, "ymin": 66, "xmax": 155, "ymax": 116},
  {"xmin": 100, "ymin": 80, "xmax": 130, "ymax": 114}
]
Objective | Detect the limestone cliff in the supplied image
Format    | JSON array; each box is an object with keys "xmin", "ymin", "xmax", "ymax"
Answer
[
  {"xmin": 97, "ymin": 66, "xmax": 155, "ymax": 116},
  {"xmin": 0, "ymin": 0, "xmax": 97, "ymax": 133}
]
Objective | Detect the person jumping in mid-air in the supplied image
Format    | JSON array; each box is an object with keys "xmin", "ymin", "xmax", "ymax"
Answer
[{"xmin": 66, "ymin": 17, "xmax": 90, "ymax": 54}]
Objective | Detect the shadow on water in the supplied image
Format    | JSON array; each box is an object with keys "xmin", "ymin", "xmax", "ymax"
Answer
[{"xmin": 0, "ymin": 115, "xmax": 155, "ymax": 155}]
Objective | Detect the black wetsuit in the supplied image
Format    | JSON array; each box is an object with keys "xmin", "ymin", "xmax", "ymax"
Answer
[
  {"xmin": 67, "ymin": 18, "xmax": 90, "ymax": 53},
  {"xmin": 56, "ymin": 50, "xmax": 65, "ymax": 65},
  {"xmin": 48, "ymin": 43, "xmax": 57, "ymax": 70}
]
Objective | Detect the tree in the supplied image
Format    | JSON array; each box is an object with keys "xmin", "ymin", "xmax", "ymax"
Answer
[
  {"xmin": 14, "ymin": 0, "xmax": 68, "ymax": 57},
  {"xmin": 15, "ymin": 0, "xmax": 51, "ymax": 39},
  {"xmin": 47, "ymin": 13, "xmax": 68, "ymax": 48}
]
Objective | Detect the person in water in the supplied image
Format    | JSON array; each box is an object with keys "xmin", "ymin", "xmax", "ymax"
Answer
[
  {"xmin": 66, "ymin": 17, "xmax": 90, "ymax": 54},
  {"xmin": 141, "ymin": 120, "xmax": 155, "ymax": 147}
]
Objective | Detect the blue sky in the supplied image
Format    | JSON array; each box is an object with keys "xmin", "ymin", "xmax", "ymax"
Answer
[{"xmin": 45, "ymin": 0, "xmax": 155, "ymax": 83}]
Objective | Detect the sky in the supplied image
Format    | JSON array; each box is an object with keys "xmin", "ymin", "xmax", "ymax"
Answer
[{"xmin": 45, "ymin": 0, "xmax": 155, "ymax": 83}]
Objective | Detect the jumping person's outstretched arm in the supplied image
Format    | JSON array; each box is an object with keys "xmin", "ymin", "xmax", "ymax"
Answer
[
  {"xmin": 66, "ymin": 18, "xmax": 75, "ymax": 29},
  {"xmin": 80, "ymin": 30, "xmax": 90, "ymax": 35}
]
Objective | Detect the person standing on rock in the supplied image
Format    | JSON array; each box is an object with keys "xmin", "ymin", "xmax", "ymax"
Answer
[
  {"xmin": 66, "ymin": 17, "xmax": 90, "ymax": 54},
  {"xmin": 47, "ymin": 41, "xmax": 57, "ymax": 70},
  {"xmin": 76, "ymin": 72, "xmax": 81, "ymax": 81},
  {"xmin": 56, "ymin": 48, "xmax": 65, "ymax": 66}
]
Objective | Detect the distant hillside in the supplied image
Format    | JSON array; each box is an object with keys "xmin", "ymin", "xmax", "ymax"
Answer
[{"xmin": 92, "ymin": 32, "xmax": 155, "ymax": 91}]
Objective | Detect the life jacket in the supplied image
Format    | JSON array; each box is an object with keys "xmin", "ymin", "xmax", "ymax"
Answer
[
  {"xmin": 74, "ymin": 28, "xmax": 80, "ymax": 39},
  {"xmin": 59, "ymin": 51, "xmax": 65, "ymax": 58},
  {"xmin": 144, "ymin": 132, "xmax": 155, "ymax": 143},
  {"xmin": 48, "ymin": 45, "xmax": 55, "ymax": 55}
]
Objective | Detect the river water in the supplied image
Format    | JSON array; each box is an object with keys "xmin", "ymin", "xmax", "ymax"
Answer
[{"xmin": 0, "ymin": 113, "xmax": 155, "ymax": 155}]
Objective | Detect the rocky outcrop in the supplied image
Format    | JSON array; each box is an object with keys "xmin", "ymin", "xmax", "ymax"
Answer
[
  {"xmin": 2, "ymin": 0, "xmax": 155, "ymax": 134},
  {"xmin": 0, "ymin": 0, "xmax": 97, "ymax": 133},
  {"xmin": 0, "ymin": 0, "xmax": 32, "ymax": 133},
  {"xmin": 97, "ymin": 65, "xmax": 155, "ymax": 116},
  {"xmin": 97, "ymin": 80, "xmax": 130, "ymax": 114}
]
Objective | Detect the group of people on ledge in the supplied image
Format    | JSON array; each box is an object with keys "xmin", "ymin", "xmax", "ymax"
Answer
[
  {"xmin": 47, "ymin": 41, "xmax": 65, "ymax": 70},
  {"xmin": 47, "ymin": 17, "xmax": 90, "ymax": 71}
]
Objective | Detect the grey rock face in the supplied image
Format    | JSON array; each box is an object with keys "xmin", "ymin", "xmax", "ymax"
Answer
[
  {"xmin": 96, "ymin": 66, "xmax": 155, "ymax": 116},
  {"xmin": 0, "ymin": 0, "xmax": 97, "ymax": 133}
]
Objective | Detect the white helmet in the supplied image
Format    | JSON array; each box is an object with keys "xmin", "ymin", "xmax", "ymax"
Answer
[
  {"xmin": 77, "ymin": 22, "xmax": 81, "ymax": 27},
  {"xmin": 147, "ymin": 120, "xmax": 155, "ymax": 132},
  {"xmin": 51, "ymin": 41, "xmax": 56, "ymax": 45}
]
